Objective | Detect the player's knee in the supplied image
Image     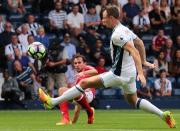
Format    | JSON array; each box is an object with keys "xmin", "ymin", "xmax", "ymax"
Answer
[
  {"xmin": 130, "ymin": 102, "xmax": 137, "ymax": 108},
  {"xmin": 79, "ymin": 79, "xmax": 89, "ymax": 89},
  {"xmin": 127, "ymin": 99, "xmax": 137, "ymax": 108},
  {"xmin": 58, "ymin": 87, "xmax": 67, "ymax": 96}
]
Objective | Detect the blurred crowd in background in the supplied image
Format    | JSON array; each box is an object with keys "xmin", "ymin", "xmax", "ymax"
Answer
[{"xmin": 0, "ymin": 0, "xmax": 180, "ymax": 104}]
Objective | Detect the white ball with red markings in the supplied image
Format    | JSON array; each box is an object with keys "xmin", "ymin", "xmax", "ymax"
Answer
[{"xmin": 27, "ymin": 42, "xmax": 46, "ymax": 60}]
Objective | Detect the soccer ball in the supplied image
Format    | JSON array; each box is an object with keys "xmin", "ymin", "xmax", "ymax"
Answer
[{"xmin": 28, "ymin": 42, "xmax": 46, "ymax": 60}]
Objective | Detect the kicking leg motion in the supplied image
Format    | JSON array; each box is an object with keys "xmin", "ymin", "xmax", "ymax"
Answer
[{"xmin": 125, "ymin": 93, "xmax": 176, "ymax": 128}]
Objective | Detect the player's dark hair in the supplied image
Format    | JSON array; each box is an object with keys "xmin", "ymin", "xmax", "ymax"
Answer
[
  {"xmin": 104, "ymin": 5, "xmax": 120, "ymax": 19},
  {"xmin": 72, "ymin": 54, "xmax": 87, "ymax": 63}
]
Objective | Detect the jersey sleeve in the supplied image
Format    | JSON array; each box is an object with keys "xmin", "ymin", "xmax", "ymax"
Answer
[
  {"xmin": 112, "ymin": 33, "xmax": 128, "ymax": 47},
  {"xmin": 83, "ymin": 65, "xmax": 95, "ymax": 71},
  {"xmin": 76, "ymin": 65, "xmax": 96, "ymax": 84},
  {"xmin": 129, "ymin": 29, "xmax": 137, "ymax": 40},
  {"xmin": 112, "ymin": 29, "xmax": 137, "ymax": 47}
]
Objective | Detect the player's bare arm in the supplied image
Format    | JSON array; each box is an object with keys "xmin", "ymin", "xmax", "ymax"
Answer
[
  {"xmin": 123, "ymin": 41, "xmax": 146, "ymax": 87},
  {"xmin": 133, "ymin": 37, "xmax": 155, "ymax": 69},
  {"xmin": 133, "ymin": 37, "xmax": 146, "ymax": 63},
  {"xmin": 79, "ymin": 69, "xmax": 98, "ymax": 77}
]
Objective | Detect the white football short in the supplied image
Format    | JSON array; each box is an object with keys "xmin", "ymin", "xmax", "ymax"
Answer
[
  {"xmin": 99, "ymin": 70, "xmax": 136, "ymax": 94},
  {"xmin": 84, "ymin": 89, "xmax": 94, "ymax": 103},
  {"xmin": 73, "ymin": 89, "xmax": 94, "ymax": 104}
]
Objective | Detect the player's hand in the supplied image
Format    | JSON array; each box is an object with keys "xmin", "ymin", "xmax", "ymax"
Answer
[
  {"xmin": 137, "ymin": 74, "xmax": 146, "ymax": 87},
  {"xmin": 79, "ymin": 72, "xmax": 85, "ymax": 76},
  {"xmin": 76, "ymin": 72, "xmax": 86, "ymax": 79},
  {"xmin": 143, "ymin": 61, "xmax": 156, "ymax": 69}
]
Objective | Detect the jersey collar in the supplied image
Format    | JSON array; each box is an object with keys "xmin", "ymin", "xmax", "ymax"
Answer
[{"xmin": 112, "ymin": 22, "xmax": 121, "ymax": 33}]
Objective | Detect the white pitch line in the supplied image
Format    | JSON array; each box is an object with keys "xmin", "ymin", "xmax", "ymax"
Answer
[{"xmin": 0, "ymin": 128, "xmax": 156, "ymax": 131}]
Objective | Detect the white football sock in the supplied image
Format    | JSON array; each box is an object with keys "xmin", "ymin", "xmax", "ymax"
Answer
[
  {"xmin": 137, "ymin": 98, "xmax": 163, "ymax": 118},
  {"xmin": 51, "ymin": 85, "xmax": 83, "ymax": 106}
]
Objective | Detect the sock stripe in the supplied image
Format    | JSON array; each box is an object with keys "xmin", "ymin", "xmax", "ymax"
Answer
[
  {"xmin": 136, "ymin": 98, "xmax": 142, "ymax": 109},
  {"xmin": 75, "ymin": 94, "xmax": 84, "ymax": 101},
  {"xmin": 75, "ymin": 86, "xmax": 84, "ymax": 93}
]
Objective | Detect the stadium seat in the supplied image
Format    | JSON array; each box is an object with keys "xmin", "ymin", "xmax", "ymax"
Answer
[
  {"xmin": 102, "ymin": 34, "xmax": 111, "ymax": 49},
  {"xmin": 59, "ymin": 35, "xmax": 64, "ymax": 42},
  {"xmin": 101, "ymin": 88, "xmax": 121, "ymax": 99},
  {"xmin": 47, "ymin": 33, "xmax": 57, "ymax": 43},
  {"xmin": 164, "ymin": 23, "xmax": 172, "ymax": 35},
  {"xmin": 24, "ymin": 3, "xmax": 32, "ymax": 13},
  {"xmin": 167, "ymin": 77, "xmax": 176, "ymax": 88},
  {"xmin": 8, "ymin": 14, "xmax": 24, "ymax": 28},
  {"xmin": 173, "ymin": 89, "xmax": 180, "ymax": 96},
  {"xmin": 104, "ymin": 46, "xmax": 110, "ymax": 53},
  {"xmin": 177, "ymin": 77, "xmax": 180, "ymax": 88},
  {"xmin": 146, "ymin": 56, "xmax": 155, "ymax": 63},
  {"xmin": 0, "ymin": 73, "xmax": 4, "ymax": 100},
  {"xmin": 42, "ymin": 15, "xmax": 49, "ymax": 29},
  {"xmin": 141, "ymin": 34, "xmax": 154, "ymax": 51},
  {"xmin": 147, "ymin": 77, "xmax": 156, "ymax": 86},
  {"xmin": 95, "ymin": 88, "xmax": 102, "ymax": 99},
  {"xmin": 99, "ymin": 34, "xmax": 106, "ymax": 41},
  {"xmin": 34, "ymin": 15, "xmax": 40, "ymax": 23}
]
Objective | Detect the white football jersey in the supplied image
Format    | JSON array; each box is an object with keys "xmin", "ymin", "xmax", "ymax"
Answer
[{"xmin": 110, "ymin": 23, "xmax": 137, "ymax": 77}]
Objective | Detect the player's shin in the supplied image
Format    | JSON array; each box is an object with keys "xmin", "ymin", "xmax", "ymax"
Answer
[
  {"xmin": 75, "ymin": 95, "xmax": 93, "ymax": 116},
  {"xmin": 59, "ymin": 102, "xmax": 70, "ymax": 121},
  {"xmin": 136, "ymin": 98, "xmax": 163, "ymax": 118},
  {"xmin": 51, "ymin": 85, "xmax": 84, "ymax": 105}
]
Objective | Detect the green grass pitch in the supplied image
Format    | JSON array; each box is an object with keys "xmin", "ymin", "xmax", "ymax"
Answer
[{"xmin": 0, "ymin": 109, "xmax": 179, "ymax": 131}]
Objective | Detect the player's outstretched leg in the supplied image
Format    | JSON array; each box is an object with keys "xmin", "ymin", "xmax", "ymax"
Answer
[
  {"xmin": 135, "ymin": 98, "xmax": 176, "ymax": 128},
  {"xmin": 39, "ymin": 85, "xmax": 83, "ymax": 108},
  {"xmin": 126, "ymin": 93, "xmax": 176, "ymax": 128},
  {"xmin": 162, "ymin": 111, "xmax": 176, "ymax": 128},
  {"xmin": 39, "ymin": 76, "xmax": 102, "ymax": 108}
]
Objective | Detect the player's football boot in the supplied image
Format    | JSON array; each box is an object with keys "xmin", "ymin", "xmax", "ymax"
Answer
[
  {"xmin": 38, "ymin": 88, "xmax": 54, "ymax": 109},
  {"xmin": 56, "ymin": 118, "xmax": 71, "ymax": 126},
  {"xmin": 88, "ymin": 107, "xmax": 95, "ymax": 124},
  {"xmin": 162, "ymin": 111, "xmax": 176, "ymax": 128}
]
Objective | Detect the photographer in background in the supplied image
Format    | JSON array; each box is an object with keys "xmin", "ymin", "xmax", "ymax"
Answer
[{"xmin": 46, "ymin": 39, "xmax": 69, "ymax": 97}]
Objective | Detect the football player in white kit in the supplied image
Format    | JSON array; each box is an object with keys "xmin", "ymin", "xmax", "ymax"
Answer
[{"xmin": 39, "ymin": 5, "xmax": 176, "ymax": 128}]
